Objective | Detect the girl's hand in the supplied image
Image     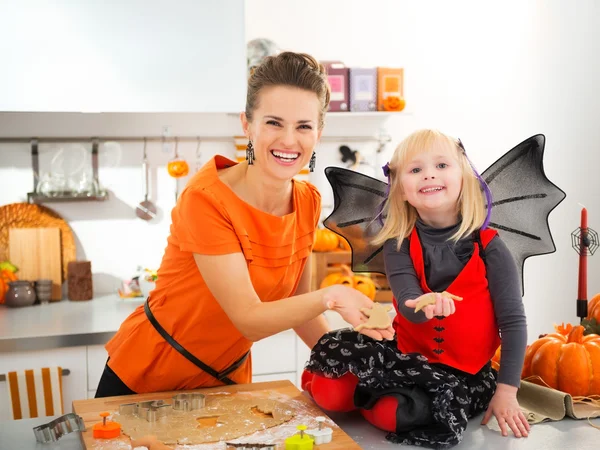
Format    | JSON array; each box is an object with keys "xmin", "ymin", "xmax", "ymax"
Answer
[
  {"xmin": 481, "ymin": 383, "xmax": 530, "ymax": 438},
  {"xmin": 404, "ymin": 292, "xmax": 457, "ymax": 320},
  {"xmin": 323, "ymin": 284, "xmax": 395, "ymax": 341}
]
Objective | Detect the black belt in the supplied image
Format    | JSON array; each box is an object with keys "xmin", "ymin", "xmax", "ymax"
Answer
[{"xmin": 144, "ymin": 299, "xmax": 249, "ymax": 385}]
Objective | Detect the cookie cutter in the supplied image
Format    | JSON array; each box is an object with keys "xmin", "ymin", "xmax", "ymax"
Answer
[
  {"xmin": 306, "ymin": 416, "xmax": 333, "ymax": 445},
  {"xmin": 119, "ymin": 399, "xmax": 171, "ymax": 422},
  {"xmin": 33, "ymin": 413, "xmax": 86, "ymax": 443},
  {"xmin": 172, "ymin": 393, "xmax": 205, "ymax": 411}
]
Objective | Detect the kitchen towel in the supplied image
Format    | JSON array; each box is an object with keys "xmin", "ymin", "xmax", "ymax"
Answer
[
  {"xmin": 485, "ymin": 379, "xmax": 600, "ymax": 432},
  {"xmin": 4, "ymin": 367, "xmax": 64, "ymax": 420}
]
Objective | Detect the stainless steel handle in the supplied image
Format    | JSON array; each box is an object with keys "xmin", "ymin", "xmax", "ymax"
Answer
[{"xmin": 0, "ymin": 368, "xmax": 70, "ymax": 382}]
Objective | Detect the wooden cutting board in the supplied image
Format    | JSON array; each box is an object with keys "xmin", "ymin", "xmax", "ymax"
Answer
[
  {"xmin": 73, "ymin": 380, "xmax": 361, "ymax": 449},
  {"xmin": 8, "ymin": 227, "xmax": 62, "ymax": 300}
]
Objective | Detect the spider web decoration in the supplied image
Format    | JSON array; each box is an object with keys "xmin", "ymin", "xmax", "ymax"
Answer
[{"xmin": 571, "ymin": 227, "xmax": 599, "ymax": 256}]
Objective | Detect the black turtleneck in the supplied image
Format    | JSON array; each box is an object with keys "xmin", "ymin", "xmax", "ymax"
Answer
[{"xmin": 383, "ymin": 219, "xmax": 527, "ymax": 387}]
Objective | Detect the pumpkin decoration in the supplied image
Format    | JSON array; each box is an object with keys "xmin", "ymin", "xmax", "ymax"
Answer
[
  {"xmin": 588, "ymin": 293, "xmax": 600, "ymax": 323},
  {"xmin": 354, "ymin": 275, "xmax": 377, "ymax": 300},
  {"xmin": 319, "ymin": 265, "xmax": 354, "ymax": 288},
  {"xmin": 491, "ymin": 345, "xmax": 501, "ymax": 371},
  {"xmin": 167, "ymin": 159, "xmax": 190, "ymax": 178},
  {"xmin": 319, "ymin": 265, "xmax": 378, "ymax": 300},
  {"xmin": 521, "ymin": 325, "xmax": 600, "ymax": 396},
  {"xmin": 382, "ymin": 96, "xmax": 406, "ymax": 112},
  {"xmin": 313, "ymin": 228, "xmax": 340, "ymax": 252},
  {"xmin": 0, "ymin": 261, "xmax": 18, "ymax": 305},
  {"xmin": 338, "ymin": 237, "xmax": 351, "ymax": 252}
]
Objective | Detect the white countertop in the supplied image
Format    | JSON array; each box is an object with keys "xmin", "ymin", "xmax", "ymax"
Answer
[
  {"xmin": 0, "ymin": 294, "xmax": 352, "ymax": 353},
  {"xmin": 0, "ymin": 294, "xmax": 144, "ymax": 352}
]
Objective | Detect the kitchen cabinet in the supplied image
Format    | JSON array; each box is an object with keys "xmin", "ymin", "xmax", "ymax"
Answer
[
  {"xmin": 0, "ymin": 346, "xmax": 88, "ymax": 421},
  {"xmin": 0, "ymin": 0, "xmax": 246, "ymax": 113}
]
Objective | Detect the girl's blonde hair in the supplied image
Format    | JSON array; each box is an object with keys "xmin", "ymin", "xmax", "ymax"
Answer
[{"xmin": 372, "ymin": 129, "xmax": 488, "ymax": 249}]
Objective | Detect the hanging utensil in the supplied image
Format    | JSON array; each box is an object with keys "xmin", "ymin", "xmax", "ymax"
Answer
[
  {"xmin": 136, "ymin": 138, "xmax": 157, "ymax": 220},
  {"xmin": 195, "ymin": 137, "xmax": 202, "ymax": 173}
]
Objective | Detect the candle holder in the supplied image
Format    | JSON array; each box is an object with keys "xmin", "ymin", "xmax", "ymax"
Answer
[{"xmin": 571, "ymin": 223, "xmax": 598, "ymax": 321}]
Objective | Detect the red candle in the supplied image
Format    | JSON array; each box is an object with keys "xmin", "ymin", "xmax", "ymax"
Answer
[{"xmin": 578, "ymin": 207, "xmax": 588, "ymax": 300}]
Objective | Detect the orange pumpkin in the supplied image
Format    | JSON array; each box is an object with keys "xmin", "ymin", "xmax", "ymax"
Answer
[
  {"xmin": 382, "ymin": 96, "xmax": 406, "ymax": 112},
  {"xmin": 320, "ymin": 265, "xmax": 354, "ymax": 288},
  {"xmin": 522, "ymin": 325, "xmax": 600, "ymax": 396},
  {"xmin": 313, "ymin": 229, "xmax": 340, "ymax": 252},
  {"xmin": 553, "ymin": 322, "xmax": 573, "ymax": 337},
  {"xmin": 0, "ymin": 277, "xmax": 7, "ymax": 305},
  {"xmin": 588, "ymin": 293, "xmax": 600, "ymax": 323},
  {"xmin": 338, "ymin": 237, "xmax": 351, "ymax": 252},
  {"xmin": 354, "ymin": 275, "xmax": 377, "ymax": 300},
  {"xmin": 167, "ymin": 159, "xmax": 190, "ymax": 177},
  {"xmin": 491, "ymin": 345, "xmax": 501, "ymax": 371},
  {"xmin": 319, "ymin": 265, "xmax": 378, "ymax": 300},
  {"xmin": 0, "ymin": 268, "xmax": 18, "ymax": 305}
]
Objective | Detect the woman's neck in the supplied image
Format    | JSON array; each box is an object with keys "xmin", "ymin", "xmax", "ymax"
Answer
[{"xmin": 224, "ymin": 162, "xmax": 294, "ymax": 216}]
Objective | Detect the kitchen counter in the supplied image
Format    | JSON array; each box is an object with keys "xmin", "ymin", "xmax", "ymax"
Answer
[
  {"xmin": 2, "ymin": 410, "xmax": 598, "ymax": 450},
  {"xmin": 0, "ymin": 295, "xmax": 351, "ymax": 353},
  {"xmin": 0, "ymin": 295, "xmax": 144, "ymax": 352}
]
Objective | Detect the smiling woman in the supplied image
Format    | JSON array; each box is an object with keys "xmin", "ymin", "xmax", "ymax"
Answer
[{"xmin": 95, "ymin": 51, "xmax": 394, "ymax": 399}]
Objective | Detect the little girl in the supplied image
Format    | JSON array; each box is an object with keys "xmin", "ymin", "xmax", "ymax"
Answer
[{"xmin": 302, "ymin": 129, "xmax": 530, "ymax": 448}]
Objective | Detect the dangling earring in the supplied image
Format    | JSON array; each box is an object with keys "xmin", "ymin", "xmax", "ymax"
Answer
[
  {"xmin": 309, "ymin": 151, "xmax": 316, "ymax": 172},
  {"xmin": 246, "ymin": 140, "xmax": 254, "ymax": 165}
]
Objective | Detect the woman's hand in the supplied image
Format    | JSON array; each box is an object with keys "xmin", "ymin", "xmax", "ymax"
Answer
[
  {"xmin": 404, "ymin": 292, "xmax": 457, "ymax": 320},
  {"xmin": 481, "ymin": 383, "xmax": 530, "ymax": 438},
  {"xmin": 323, "ymin": 284, "xmax": 395, "ymax": 341}
]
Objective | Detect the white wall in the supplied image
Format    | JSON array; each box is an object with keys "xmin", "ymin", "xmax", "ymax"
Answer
[
  {"xmin": 0, "ymin": 0, "xmax": 599, "ymax": 341},
  {"xmin": 247, "ymin": 0, "xmax": 600, "ymax": 340}
]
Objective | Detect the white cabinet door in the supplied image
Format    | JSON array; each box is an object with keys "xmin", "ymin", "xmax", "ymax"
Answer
[
  {"xmin": 251, "ymin": 330, "xmax": 296, "ymax": 376},
  {"xmin": 0, "ymin": 347, "xmax": 87, "ymax": 421},
  {"xmin": 87, "ymin": 345, "xmax": 108, "ymax": 392},
  {"xmin": 0, "ymin": 0, "xmax": 246, "ymax": 112}
]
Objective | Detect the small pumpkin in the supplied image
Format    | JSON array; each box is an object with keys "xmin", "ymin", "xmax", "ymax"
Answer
[
  {"xmin": 522, "ymin": 325, "xmax": 600, "ymax": 396},
  {"xmin": 313, "ymin": 228, "xmax": 340, "ymax": 252},
  {"xmin": 0, "ymin": 266, "xmax": 18, "ymax": 305},
  {"xmin": 491, "ymin": 345, "xmax": 501, "ymax": 371},
  {"xmin": 167, "ymin": 159, "xmax": 190, "ymax": 177},
  {"xmin": 382, "ymin": 96, "xmax": 406, "ymax": 112},
  {"xmin": 338, "ymin": 237, "xmax": 351, "ymax": 252},
  {"xmin": 354, "ymin": 275, "xmax": 377, "ymax": 300},
  {"xmin": 588, "ymin": 293, "xmax": 600, "ymax": 323},
  {"xmin": 320, "ymin": 265, "xmax": 354, "ymax": 289}
]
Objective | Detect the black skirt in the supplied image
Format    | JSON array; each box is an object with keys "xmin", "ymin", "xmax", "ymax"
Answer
[{"xmin": 304, "ymin": 328, "xmax": 497, "ymax": 449}]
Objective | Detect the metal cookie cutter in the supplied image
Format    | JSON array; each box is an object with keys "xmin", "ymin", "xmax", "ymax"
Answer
[
  {"xmin": 172, "ymin": 393, "xmax": 205, "ymax": 411},
  {"xmin": 33, "ymin": 413, "xmax": 86, "ymax": 443},
  {"xmin": 119, "ymin": 399, "xmax": 170, "ymax": 422}
]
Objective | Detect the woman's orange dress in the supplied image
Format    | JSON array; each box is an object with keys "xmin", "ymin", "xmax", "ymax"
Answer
[{"xmin": 105, "ymin": 156, "xmax": 321, "ymax": 392}]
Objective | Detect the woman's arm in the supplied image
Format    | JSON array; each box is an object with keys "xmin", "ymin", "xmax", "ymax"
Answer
[
  {"xmin": 194, "ymin": 253, "xmax": 394, "ymax": 342},
  {"xmin": 292, "ymin": 255, "xmax": 330, "ymax": 348}
]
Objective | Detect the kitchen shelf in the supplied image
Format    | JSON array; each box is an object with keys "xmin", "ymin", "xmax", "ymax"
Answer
[
  {"xmin": 27, "ymin": 191, "xmax": 109, "ymax": 204},
  {"xmin": 327, "ymin": 111, "xmax": 411, "ymax": 117}
]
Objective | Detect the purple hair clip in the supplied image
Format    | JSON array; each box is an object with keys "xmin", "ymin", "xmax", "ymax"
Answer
[
  {"xmin": 457, "ymin": 138, "xmax": 493, "ymax": 229},
  {"xmin": 382, "ymin": 162, "xmax": 391, "ymax": 178}
]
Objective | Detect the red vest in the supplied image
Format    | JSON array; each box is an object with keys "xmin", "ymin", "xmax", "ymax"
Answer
[{"xmin": 393, "ymin": 228, "xmax": 501, "ymax": 375}]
